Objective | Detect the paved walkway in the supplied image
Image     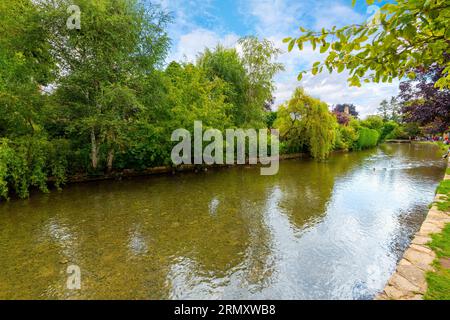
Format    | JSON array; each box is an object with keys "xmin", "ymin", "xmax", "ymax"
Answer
[{"xmin": 376, "ymin": 161, "xmax": 450, "ymax": 300}]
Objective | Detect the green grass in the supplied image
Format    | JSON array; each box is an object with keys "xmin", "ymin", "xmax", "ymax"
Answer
[
  {"xmin": 437, "ymin": 180, "xmax": 450, "ymax": 195},
  {"xmin": 425, "ymin": 223, "xmax": 450, "ymax": 300},
  {"xmin": 436, "ymin": 141, "xmax": 448, "ymax": 153},
  {"xmin": 424, "ymin": 152, "xmax": 450, "ymax": 300},
  {"xmin": 435, "ymin": 180, "xmax": 450, "ymax": 212}
]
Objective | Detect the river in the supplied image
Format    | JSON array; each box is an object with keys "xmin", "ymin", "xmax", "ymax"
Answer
[{"xmin": 0, "ymin": 143, "xmax": 446, "ymax": 299}]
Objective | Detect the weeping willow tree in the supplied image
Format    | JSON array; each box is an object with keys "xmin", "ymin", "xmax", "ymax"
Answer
[{"xmin": 275, "ymin": 88, "xmax": 337, "ymax": 160}]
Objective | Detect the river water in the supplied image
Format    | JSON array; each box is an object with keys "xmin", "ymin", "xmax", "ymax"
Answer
[{"xmin": 0, "ymin": 143, "xmax": 446, "ymax": 299}]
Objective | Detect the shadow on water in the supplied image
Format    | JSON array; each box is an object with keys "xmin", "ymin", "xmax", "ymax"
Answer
[{"xmin": 0, "ymin": 143, "xmax": 446, "ymax": 299}]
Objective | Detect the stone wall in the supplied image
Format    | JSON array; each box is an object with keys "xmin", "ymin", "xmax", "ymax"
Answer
[{"xmin": 376, "ymin": 158, "xmax": 450, "ymax": 300}]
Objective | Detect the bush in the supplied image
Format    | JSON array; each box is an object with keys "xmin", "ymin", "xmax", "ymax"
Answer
[
  {"xmin": 334, "ymin": 125, "xmax": 358, "ymax": 151},
  {"xmin": 0, "ymin": 136, "xmax": 69, "ymax": 200},
  {"xmin": 386, "ymin": 126, "xmax": 409, "ymax": 140},
  {"xmin": 380, "ymin": 121, "xmax": 398, "ymax": 141},
  {"xmin": 356, "ymin": 127, "xmax": 380, "ymax": 150},
  {"xmin": 361, "ymin": 115, "xmax": 384, "ymax": 131}
]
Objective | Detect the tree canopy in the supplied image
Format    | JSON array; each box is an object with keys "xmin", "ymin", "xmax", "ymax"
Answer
[
  {"xmin": 399, "ymin": 65, "xmax": 450, "ymax": 133},
  {"xmin": 275, "ymin": 88, "xmax": 337, "ymax": 160},
  {"xmin": 285, "ymin": 0, "xmax": 450, "ymax": 88}
]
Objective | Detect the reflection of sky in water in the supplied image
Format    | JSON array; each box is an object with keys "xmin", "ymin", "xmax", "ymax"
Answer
[
  {"xmin": 208, "ymin": 198, "xmax": 220, "ymax": 216},
  {"xmin": 0, "ymin": 144, "xmax": 446, "ymax": 299},
  {"xmin": 165, "ymin": 145, "xmax": 445, "ymax": 299},
  {"xmin": 128, "ymin": 226, "xmax": 148, "ymax": 256}
]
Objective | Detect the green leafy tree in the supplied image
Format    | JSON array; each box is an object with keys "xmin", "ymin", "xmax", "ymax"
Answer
[
  {"xmin": 286, "ymin": 0, "xmax": 450, "ymax": 88},
  {"xmin": 197, "ymin": 46, "xmax": 248, "ymax": 126},
  {"xmin": 198, "ymin": 38, "xmax": 284, "ymax": 128},
  {"xmin": 275, "ymin": 88, "xmax": 337, "ymax": 160},
  {"xmin": 239, "ymin": 37, "xmax": 285, "ymax": 127},
  {"xmin": 361, "ymin": 115, "xmax": 384, "ymax": 131},
  {"xmin": 0, "ymin": 0, "xmax": 70, "ymax": 199},
  {"xmin": 378, "ymin": 100, "xmax": 390, "ymax": 121},
  {"xmin": 46, "ymin": 0, "xmax": 171, "ymax": 171}
]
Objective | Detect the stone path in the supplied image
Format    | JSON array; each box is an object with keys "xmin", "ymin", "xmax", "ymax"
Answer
[{"xmin": 376, "ymin": 159, "xmax": 450, "ymax": 300}]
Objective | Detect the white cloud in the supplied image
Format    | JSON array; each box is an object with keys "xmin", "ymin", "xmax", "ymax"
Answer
[
  {"xmin": 159, "ymin": 0, "xmax": 399, "ymax": 117},
  {"xmin": 301, "ymin": 71, "xmax": 400, "ymax": 118},
  {"xmin": 168, "ymin": 29, "xmax": 239, "ymax": 63},
  {"xmin": 313, "ymin": 3, "xmax": 364, "ymax": 30},
  {"xmin": 242, "ymin": 0, "xmax": 399, "ymax": 117}
]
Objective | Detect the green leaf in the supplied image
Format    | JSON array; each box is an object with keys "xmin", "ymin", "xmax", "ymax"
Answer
[
  {"xmin": 320, "ymin": 43, "xmax": 330, "ymax": 53},
  {"xmin": 282, "ymin": 37, "xmax": 292, "ymax": 43},
  {"xmin": 407, "ymin": 72, "xmax": 416, "ymax": 80},
  {"xmin": 288, "ymin": 39, "xmax": 295, "ymax": 52}
]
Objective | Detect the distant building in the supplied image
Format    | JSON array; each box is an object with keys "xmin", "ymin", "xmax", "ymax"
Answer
[{"xmin": 344, "ymin": 106, "xmax": 350, "ymax": 115}]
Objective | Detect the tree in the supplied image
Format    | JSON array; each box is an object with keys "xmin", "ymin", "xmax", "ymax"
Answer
[
  {"xmin": 399, "ymin": 65, "xmax": 450, "ymax": 134},
  {"xmin": 377, "ymin": 100, "xmax": 390, "ymax": 122},
  {"xmin": 238, "ymin": 36, "xmax": 285, "ymax": 127},
  {"xmin": 163, "ymin": 62, "xmax": 233, "ymax": 131},
  {"xmin": 198, "ymin": 38, "xmax": 284, "ymax": 128},
  {"xmin": 275, "ymin": 88, "xmax": 337, "ymax": 160},
  {"xmin": 45, "ymin": 0, "xmax": 171, "ymax": 171},
  {"xmin": 285, "ymin": 0, "xmax": 450, "ymax": 89},
  {"xmin": 361, "ymin": 115, "xmax": 384, "ymax": 131},
  {"xmin": 333, "ymin": 111, "xmax": 351, "ymax": 126},
  {"xmin": 0, "ymin": 0, "xmax": 69, "ymax": 199},
  {"xmin": 378, "ymin": 97, "xmax": 401, "ymax": 122},
  {"xmin": 333, "ymin": 104, "xmax": 359, "ymax": 118},
  {"xmin": 197, "ymin": 46, "xmax": 248, "ymax": 126}
]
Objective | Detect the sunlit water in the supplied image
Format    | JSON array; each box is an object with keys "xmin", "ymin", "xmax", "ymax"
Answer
[{"xmin": 0, "ymin": 143, "xmax": 446, "ymax": 299}]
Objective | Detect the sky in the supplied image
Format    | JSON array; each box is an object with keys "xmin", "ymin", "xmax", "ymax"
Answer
[{"xmin": 153, "ymin": 0, "xmax": 399, "ymax": 118}]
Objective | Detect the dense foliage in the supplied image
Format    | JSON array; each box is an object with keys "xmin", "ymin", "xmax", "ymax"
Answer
[
  {"xmin": 286, "ymin": 0, "xmax": 450, "ymax": 88},
  {"xmin": 399, "ymin": 65, "xmax": 450, "ymax": 134},
  {"xmin": 3, "ymin": 0, "xmax": 437, "ymax": 200},
  {"xmin": 0, "ymin": 0, "xmax": 286, "ymax": 199},
  {"xmin": 275, "ymin": 88, "xmax": 337, "ymax": 160},
  {"xmin": 274, "ymin": 89, "xmax": 399, "ymax": 157}
]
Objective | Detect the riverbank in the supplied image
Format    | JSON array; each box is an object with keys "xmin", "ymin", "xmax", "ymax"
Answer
[
  {"xmin": 376, "ymin": 155, "xmax": 450, "ymax": 300},
  {"xmin": 64, "ymin": 153, "xmax": 307, "ymax": 184}
]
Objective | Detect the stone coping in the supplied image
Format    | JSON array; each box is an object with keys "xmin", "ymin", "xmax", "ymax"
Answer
[{"xmin": 376, "ymin": 158, "xmax": 450, "ymax": 300}]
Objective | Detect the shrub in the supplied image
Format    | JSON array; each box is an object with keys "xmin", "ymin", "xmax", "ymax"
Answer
[
  {"xmin": 380, "ymin": 121, "xmax": 398, "ymax": 141},
  {"xmin": 0, "ymin": 136, "xmax": 69, "ymax": 200},
  {"xmin": 334, "ymin": 125, "xmax": 358, "ymax": 151},
  {"xmin": 386, "ymin": 126, "xmax": 409, "ymax": 140},
  {"xmin": 356, "ymin": 127, "xmax": 380, "ymax": 150},
  {"xmin": 361, "ymin": 115, "xmax": 384, "ymax": 131}
]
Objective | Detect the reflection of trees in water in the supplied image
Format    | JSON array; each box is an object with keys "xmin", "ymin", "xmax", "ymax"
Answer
[
  {"xmin": 275, "ymin": 153, "xmax": 370, "ymax": 230},
  {"xmin": 0, "ymin": 144, "xmax": 443, "ymax": 299},
  {"xmin": 0, "ymin": 152, "xmax": 373, "ymax": 299}
]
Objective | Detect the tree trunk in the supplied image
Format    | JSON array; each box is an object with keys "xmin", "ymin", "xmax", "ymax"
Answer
[
  {"xmin": 90, "ymin": 129, "xmax": 99, "ymax": 170},
  {"xmin": 106, "ymin": 148, "xmax": 114, "ymax": 174}
]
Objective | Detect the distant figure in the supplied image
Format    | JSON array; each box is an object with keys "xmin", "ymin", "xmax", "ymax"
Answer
[{"xmin": 443, "ymin": 147, "xmax": 450, "ymax": 159}]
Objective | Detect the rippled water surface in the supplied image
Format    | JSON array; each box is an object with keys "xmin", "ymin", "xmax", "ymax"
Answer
[{"xmin": 0, "ymin": 143, "xmax": 446, "ymax": 299}]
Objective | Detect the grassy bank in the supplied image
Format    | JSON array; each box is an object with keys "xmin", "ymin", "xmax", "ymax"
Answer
[
  {"xmin": 425, "ymin": 223, "xmax": 450, "ymax": 300},
  {"xmin": 425, "ymin": 160, "xmax": 450, "ymax": 299}
]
